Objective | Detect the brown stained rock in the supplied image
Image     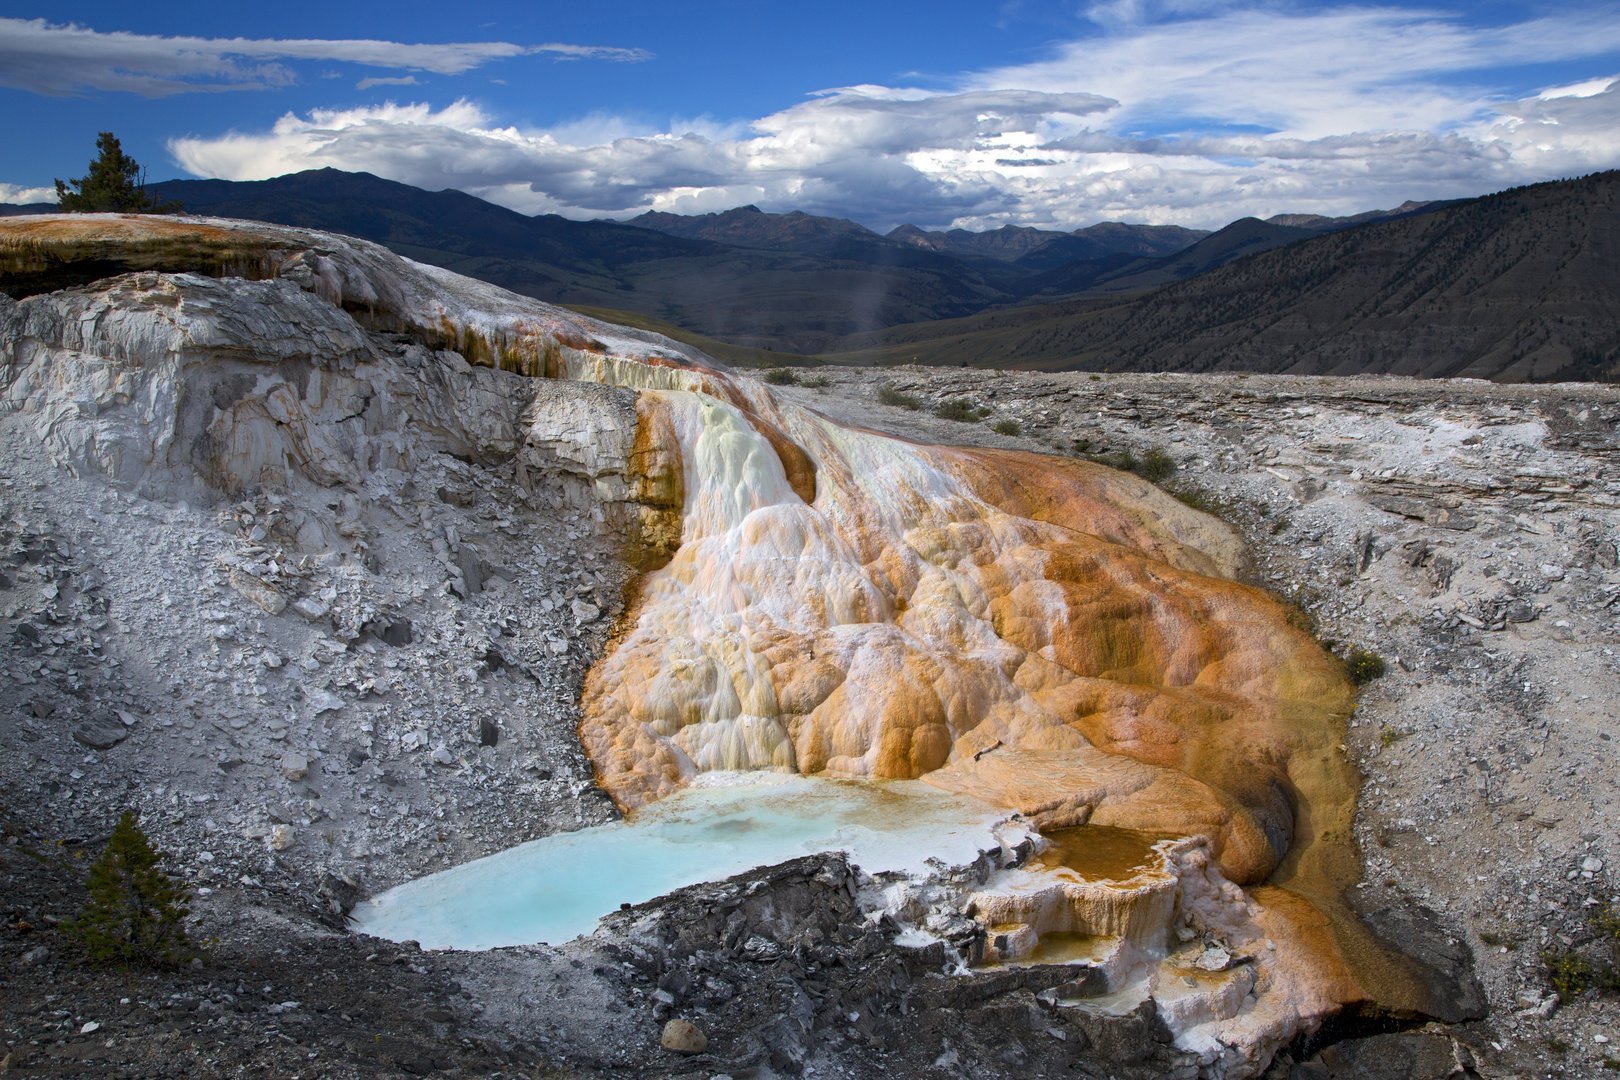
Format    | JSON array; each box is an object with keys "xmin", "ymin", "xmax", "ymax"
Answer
[
  {"xmin": 229, "ymin": 569, "xmax": 286, "ymax": 615},
  {"xmin": 660, "ymin": 1018, "xmax": 707, "ymax": 1054}
]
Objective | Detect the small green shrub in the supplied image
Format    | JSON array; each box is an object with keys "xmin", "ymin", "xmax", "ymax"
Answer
[
  {"xmin": 1170, "ymin": 485, "xmax": 1226, "ymax": 517},
  {"xmin": 990, "ymin": 419, "xmax": 1021, "ymax": 436},
  {"xmin": 763, "ymin": 368, "xmax": 799, "ymax": 386},
  {"xmin": 62, "ymin": 811, "xmax": 194, "ymax": 967},
  {"xmin": 1071, "ymin": 437, "xmax": 1092, "ymax": 454},
  {"xmin": 1088, "ymin": 374, "xmax": 1102, "ymax": 381},
  {"xmin": 1478, "ymin": 930, "xmax": 1518, "ymax": 950},
  {"xmin": 1270, "ymin": 514, "xmax": 1292, "ymax": 535},
  {"xmin": 1590, "ymin": 898, "xmax": 1620, "ymax": 942},
  {"xmin": 877, "ymin": 385, "xmax": 923, "ymax": 410},
  {"xmin": 935, "ymin": 398, "xmax": 988, "ymax": 422},
  {"xmin": 1547, "ymin": 1035, "xmax": 1571, "ymax": 1055},
  {"xmin": 1137, "ymin": 446, "xmax": 1175, "ymax": 483},
  {"xmin": 1379, "ymin": 726, "xmax": 1406, "ymax": 748},
  {"xmin": 801, "ymin": 374, "xmax": 831, "ymax": 389},
  {"xmin": 1345, "ymin": 647, "xmax": 1387, "ymax": 684},
  {"xmin": 1602, "ymin": 1057, "xmax": 1620, "ymax": 1070},
  {"xmin": 1590, "ymin": 899, "xmax": 1620, "ymax": 980},
  {"xmin": 1544, "ymin": 947, "xmax": 1592, "ymax": 999}
]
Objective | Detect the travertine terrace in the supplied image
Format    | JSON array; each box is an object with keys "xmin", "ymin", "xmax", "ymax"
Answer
[{"xmin": 3, "ymin": 214, "xmax": 1614, "ymax": 1078}]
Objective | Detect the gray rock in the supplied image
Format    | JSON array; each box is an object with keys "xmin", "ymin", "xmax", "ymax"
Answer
[
  {"xmin": 1366, "ymin": 495, "xmax": 1430, "ymax": 521},
  {"xmin": 455, "ymin": 549, "xmax": 485, "ymax": 595},
  {"xmin": 291, "ymin": 597, "xmax": 329, "ymax": 621},
  {"xmin": 1290, "ymin": 1031, "xmax": 1478, "ymax": 1079},
  {"xmin": 1505, "ymin": 601, "xmax": 1537, "ymax": 623},
  {"xmin": 1351, "ymin": 903, "xmax": 1487, "ymax": 1023},
  {"xmin": 279, "ymin": 752, "xmax": 310, "ymax": 781},
  {"xmin": 72, "ymin": 717, "xmax": 129, "ymax": 750},
  {"xmin": 304, "ymin": 688, "xmax": 345, "ymax": 714}
]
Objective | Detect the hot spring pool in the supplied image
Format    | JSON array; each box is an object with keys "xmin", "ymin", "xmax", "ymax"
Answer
[{"xmin": 348, "ymin": 774, "xmax": 1021, "ymax": 951}]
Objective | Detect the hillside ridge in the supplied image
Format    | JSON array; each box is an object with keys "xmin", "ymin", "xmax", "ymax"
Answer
[{"xmin": 821, "ymin": 171, "xmax": 1620, "ymax": 382}]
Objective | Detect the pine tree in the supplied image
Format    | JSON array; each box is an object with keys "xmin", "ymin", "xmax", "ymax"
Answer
[
  {"xmin": 62, "ymin": 811, "xmax": 195, "ymax": 966},
  {"xmin": 54, "ymin": 133, "xmax": 181, "ymax": 214}
]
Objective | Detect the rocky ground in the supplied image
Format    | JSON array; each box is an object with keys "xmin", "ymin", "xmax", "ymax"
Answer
[{"xmin": 2, "ymin": 360, "xmax": 1618, "ymax": 1078}]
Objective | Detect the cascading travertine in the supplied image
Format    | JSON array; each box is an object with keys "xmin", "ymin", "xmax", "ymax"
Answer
[{"xmin": 576, "ymin": 381, "xmax": 1355, "ymax": 890}]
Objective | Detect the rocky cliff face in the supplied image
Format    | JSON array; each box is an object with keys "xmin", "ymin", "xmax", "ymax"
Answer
[{"xmin": 0, "ymin": 214, "xmax": 1516, "ymax": 1078}]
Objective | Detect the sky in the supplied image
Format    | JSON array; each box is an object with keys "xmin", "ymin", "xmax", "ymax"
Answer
[{"xmin": 2, "ymin": 1, "xmax": 1619, "ymax": 231}]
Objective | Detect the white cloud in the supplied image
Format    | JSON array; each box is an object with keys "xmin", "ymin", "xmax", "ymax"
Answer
[
  {"xmin": 1539, "ymin": 75, "xmax": 1620, "ymax": 100},
  {"xmin": 0, "ymin": 17, "xmax": 648, "ymax": 97},
  {"xmin": 532, "ymin": 43, "xmax": 652, "ymax": 62},
  {"xmin": 164, "ymin": 4, "xmax": 1620, "ymax": 229},
  {"xmin": 0, "ymin": 183, "xmax": 55, "ymax": 205},
  {"xmin": 357, "ymin": 75, "xmax": 421, "ymax": 90},
  {"xmin": 972, "ymin": 5, "xmax": 1620, "ymax": 139}
]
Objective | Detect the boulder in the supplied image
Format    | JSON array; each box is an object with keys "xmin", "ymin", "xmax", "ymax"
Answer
[{"xmin": 660, "ymin": 1018, "xmax": 707, "ymax": 1054}]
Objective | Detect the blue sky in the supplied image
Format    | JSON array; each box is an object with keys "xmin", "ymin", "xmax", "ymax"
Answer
[{"xmin": 4, "ymin": 2, "xmax": 1620, "ymax": 230}]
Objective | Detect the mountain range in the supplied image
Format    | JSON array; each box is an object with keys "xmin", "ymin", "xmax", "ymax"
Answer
[
  {"xmin": 4, "ymin": 168, "xmax": 1610, "ymax": 380},
  {"xmin": 828, "ymin": 172, "xmax": 1620, "ymax": 382}
]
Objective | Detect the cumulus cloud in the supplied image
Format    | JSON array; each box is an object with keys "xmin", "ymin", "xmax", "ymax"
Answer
[
  {"xmin": 0, "ymin": 183, "xmax": 55, "ymax": 205},
  {"xmin": 168, "ymin": 89, "xmax": 1114, "ymax": 222},
  {"xmin": 0, "ymin": 17, "xmax": 648, "ymax": 97},
  {"xmin": 164, "ymin": 4, "xmax": 1620, "ymax": 229}
]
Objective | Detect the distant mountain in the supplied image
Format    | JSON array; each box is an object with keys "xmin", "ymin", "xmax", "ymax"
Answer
[
  {"xmin": 821, "ymin": 171, "xmax": 1620, "ymax": 382},
  {"xmin": 0, "ymin": 203, "xmax": 54, "ymax": 216},
  {"xmin": 887, "ymin": 220, "xmax": 1209, "ymax": 266},
  {"xmin": 627, "ymin": 205, "xmax": 890, "ymax": 256},
  {"xmin": 889, "ymin": 223, "xmax": 1066, "ymax": 261},
  {"xmin": 1266, "ymin": 199, "xmax": 1459, "ymax": 231},
  {"xmin": 1013, "ymin": 218, "xmax": 1319, "ymax": 302}
]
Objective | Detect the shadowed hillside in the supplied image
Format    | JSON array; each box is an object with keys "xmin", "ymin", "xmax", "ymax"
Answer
[{"xmin": 822, "ymin": 171, "xmax": 1620, "ymax": 382}]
